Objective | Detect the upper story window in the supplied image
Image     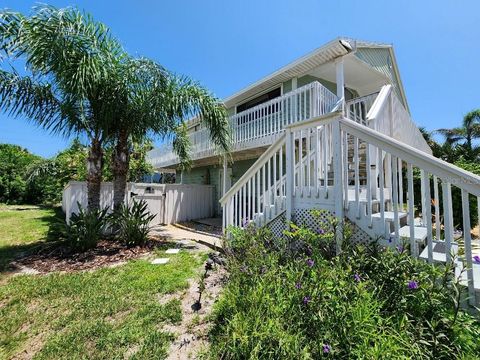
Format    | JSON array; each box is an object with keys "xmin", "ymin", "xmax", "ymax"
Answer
[{"xmin": 236, "ymin": 87, "xmax": 281, "ymax": 114}]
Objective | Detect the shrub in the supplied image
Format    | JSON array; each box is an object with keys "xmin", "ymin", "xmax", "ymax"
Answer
[
  {"xmin": 209, "ymin": 214, "xmax": 480, "ymax": 359},
  {"xmin": 111, "ymin": 199, "xmax": 155, "ymax": 247},
  {"xmin": 64, "ymin": 204, "xmax": 108, "ymax": 251}
]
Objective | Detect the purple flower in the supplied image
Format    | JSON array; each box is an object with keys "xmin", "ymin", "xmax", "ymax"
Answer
[
  {"xmin": 306, "ymin": 259, "xmax": 314, "ymax": 267},
  {"xmin": 397, "ymin": 245, "xmax": 404, "ymax": 253},
  {"xmin": 322, "ymin": 344, "xmax": 331, "ymax": 354},
  {"xmin": 354, "ymin": 273, "xmax": 361, "ymax": 282},
  {"xmin": 407, "ymin": 280, "xmax": 419, "ymax": 290},
  {"xmin": 473, "ymin": 255, "xmax": 480, "ymax": 264},
  {"xmin": 242, "ymin": 218, "xmax": 249, "ymax": 227},
  {"xmin": 388, "ymin": 236, "xmax": 393, "ymax": 243},
  {"xmin": 305, "ymin": 247, "xmax": 313, "ymax": 256},
  {"xmin": 303, "ymin": 296, "xmax": 311, "ymax": 305},
  {"xmin": 295, "ymin": 282, "xmax": 302, "ymax": 289},
  {"xmin": 317, "ymin": 228, "xmax": 325, "ymax": 235}
]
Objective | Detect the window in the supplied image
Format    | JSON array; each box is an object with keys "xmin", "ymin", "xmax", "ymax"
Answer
[{"xmin": 236, "ymin": 87, "xmax": 281, "ymax": 114}]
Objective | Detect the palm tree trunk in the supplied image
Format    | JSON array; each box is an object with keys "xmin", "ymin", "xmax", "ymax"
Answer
[
  {"xmin": 112, "ymin": 129, "xmax": 130, "ymax": 210},
  {"xmin": 87, "ymin": 138, "xmax": 104, "ymax": 211}
]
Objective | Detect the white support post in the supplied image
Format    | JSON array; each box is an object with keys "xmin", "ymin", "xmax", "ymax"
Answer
[
  {"xmin": 335, "ymin": 57, "xmax": 345, "ymax": 107},
  {"xmin": 462, "ymin": 190, "xmax": 476, "ymax": 306},
  {"xmin": 332, "ymin": 120, "xmax": 344, "ymax": 254},
  {"xmin": 442, "ymin": 182, "xmax": 454, "ymax": 265},
  {"xmin": 286, "ymin": 128, "xmax": 294, "ymax": 223}
]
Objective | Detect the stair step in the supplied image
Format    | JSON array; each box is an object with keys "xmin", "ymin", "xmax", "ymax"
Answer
[
  {"xmin": 393, "ymin": 226, "xmax": 427, "ymax": 243},
  {"xmin": 372, "ymin": 211, "xmax": 407, "ymax": 221},
  {"xmin": 419, "ymin": 240, "xmax": 459, "ymax": 263}
]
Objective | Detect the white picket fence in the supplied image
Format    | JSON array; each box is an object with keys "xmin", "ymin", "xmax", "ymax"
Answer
[{"xmin": 62, "ymin": 181, "xmax": 214, "ymax": 225}]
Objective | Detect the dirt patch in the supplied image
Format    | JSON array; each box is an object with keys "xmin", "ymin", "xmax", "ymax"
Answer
[
  {"xmin": 7, "ymin": 238, "xmax": 171, "ymax": 274},
  {"xmin": 164, "ymin": 264, "xmax": 227, "ymax": 359},
  {"xmin": 177, "ymin": 221, "xmax": 223, "ymax": 238},
  {"xmin": 11, "ymin": 325, "xmax": 50, "ymax": 360}
]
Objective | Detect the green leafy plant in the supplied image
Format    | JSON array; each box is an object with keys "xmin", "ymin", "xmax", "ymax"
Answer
[
  {"xmin": 111, "ymin": 199, "xmax": 155, "ymax": 247},
  {"xmin": 64, "ymin": 204, "xmax": 108, "ymax": 251},
  {"xmin": 210, "ymin": 218, "xmax": 480, "ymax": 359}
]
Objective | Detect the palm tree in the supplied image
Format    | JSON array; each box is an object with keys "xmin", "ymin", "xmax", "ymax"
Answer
[
  {"xmin": 0, "ymin": 5, "xmax": 124, "ymax": 210},
  {"xmin": 437, "ymin": 109, "xmax": 480, "ymax": 160},
  {"xmin": 109, "ymin": 58, "xmax": 231, "ymax": 210}
]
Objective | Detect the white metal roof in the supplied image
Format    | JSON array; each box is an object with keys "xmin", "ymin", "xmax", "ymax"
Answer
[{"xmin": 223, "ymin": 37, "xmax": 408, "ymax": 111}]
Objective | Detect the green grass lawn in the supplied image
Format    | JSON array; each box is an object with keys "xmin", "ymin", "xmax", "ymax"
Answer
[
  {"xmin": 0, "ymin": 205, "xmax": 207, "ymax": 359},
  {"xmin": 0, "ymin": 205, "xmax": 61, "ymax": 271}
]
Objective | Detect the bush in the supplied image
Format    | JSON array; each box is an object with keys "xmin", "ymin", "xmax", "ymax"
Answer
[
  {"xmin": 111, "ymin": 199, "xmax": 155, "ymax": 247},
  {"xmin": 209, "ymin": 214, "xmax": 480, "ymax": 359},
  {"xmin": 64, "ymin": 204, "xmax": 108, "ymax": 251}
]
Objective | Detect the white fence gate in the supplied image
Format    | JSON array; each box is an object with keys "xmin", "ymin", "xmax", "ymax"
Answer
[{"xmin": 62, "ymin": 181, "xmax": 214, "ymax": 225}]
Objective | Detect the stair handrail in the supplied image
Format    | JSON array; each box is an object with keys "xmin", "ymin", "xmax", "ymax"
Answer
[
  {"xmin": 366, "ymin": 85, "xmax": 431, "ymax": 154},
  {"xmin": 339, "ymin": 117, "xmax": 480, "ymax": 197},
  {"xmin": 219, "ymin": 133, "xmax": 286, "ymax": 205}
]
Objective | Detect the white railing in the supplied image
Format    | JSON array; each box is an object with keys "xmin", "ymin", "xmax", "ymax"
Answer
[
  {"xmin": 222, "ymin": 108, "xmax": 480, "ymax": 306},
  {"xmin": 346, "ymin": 92, "xmax": 379, "ymax": 125},
  {"xmin": 367, "ymin": 84, "xmax": 431, "ymax": 154},
  {"xmin": 221, "ymin": 134, "xmax": 287, "ymax": 228},
  {"xmin": 148, "ymin": 81, "xmax": 338, "ymax": 168}
]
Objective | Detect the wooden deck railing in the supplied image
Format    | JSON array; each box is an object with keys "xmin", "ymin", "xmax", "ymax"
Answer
[{"xmin": 148, "ymin": 81, "xmax": 339, "ymax": 169}]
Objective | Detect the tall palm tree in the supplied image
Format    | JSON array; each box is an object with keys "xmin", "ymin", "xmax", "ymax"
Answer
[
  {"xmin": 109, "ymin": 58, "xmax": 231, "ymax": 209},
  {"xmin": 437, "ymin": 109, "xmax": 480, "ymax": 160},
  {"xmin": 0, "ymin": 5, "xmax": 124, "ymax": 210}
]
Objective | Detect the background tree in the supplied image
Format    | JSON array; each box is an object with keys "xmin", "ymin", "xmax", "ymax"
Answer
[
  {"xmin": 0, "ymin": 144, "xmax": 40, "ymax": 203},
  {"xmin": 0, "ymin": 5, "xmax": 124, "ymax": 210},
  {"xmin": 436, "ymin": 109, "xmax": 480, "ymax": 161}
]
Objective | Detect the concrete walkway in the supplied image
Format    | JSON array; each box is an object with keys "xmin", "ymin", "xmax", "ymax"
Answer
[{"xmin": 151, "ymin": 224, "xmax": 223, "ymax": 250}]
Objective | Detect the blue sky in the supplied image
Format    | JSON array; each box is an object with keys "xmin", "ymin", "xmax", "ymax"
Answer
[{"xmin": 0, "ymin": 0, "xmax": 478, "ymax": 157}]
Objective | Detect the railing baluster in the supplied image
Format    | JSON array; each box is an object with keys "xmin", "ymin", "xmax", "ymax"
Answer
[
  {"xmin": 323, "ymin": 124, "xmax": 328, "ymax": 198},
  {"xmin": 273, "ymin": 150, "xmax": 277, "ymax": 211},
  {"xmin": 354, "ymin": 136, "xmax": 360, "ymax": 219},
  {"xmin": 262, "ymin": 163, "xmax": 266, "ymax": 219},
  {"xmin": 392, "ymin": 155, "xmax": 400, "ymax": 246},
  {"xmin": 398, "ymin": 157, "xmax": 403, "ymax": 210},
  {"xmin": 299, "ymin": 129, "xmax": 304, "ymax": 197},
  {"xmin": 256, "ymin": 171, "xmax": 261, "ymax": 224},
  {"xmin": 343, "ymin": 131, "xmax": 349, "ymax": 209},
  {"xmin": 461, "ymin": 189, "xmax": 476, "ymax": 306},
  {"xmin": 366, "ymin": 143, "xmax": 372, "ymax": 228},
  {"xmin": 423, "ymin": 173, "xmax": 433, "ymax": 263},
  {"xmin": 251, "ymin": 175, "xmax": 255, "ymax": 220},
  {"xmin": 442, "ymin": 181, "xmax": 454, "ymax": 265},
  {"xmin": 314, "ymin": 126, "xmax": 319, "ymax": 197},
  {"xmin": 433, "ymin": 176, "xmax": 441, "ymax": 240},
  {"xmin": 306, "ymin": 128, "xmax": 311, "ymax": 196},
  {"xmin": 420, "ymin": 170, "xmax": 426, "ymax": 226},
  {"xmin": 407, "ymin": 163, "xmax": 416, "ymax": 256}
]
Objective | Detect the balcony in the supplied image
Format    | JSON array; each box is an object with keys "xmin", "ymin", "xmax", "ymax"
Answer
[{"xmin": 148, "ymin": 81, "xmax": 339, "ymax": 169}]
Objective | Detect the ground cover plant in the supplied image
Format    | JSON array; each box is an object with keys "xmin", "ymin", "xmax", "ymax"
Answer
[
  {"xmin": 209, "ymin": 213, "xmax": 480, "ymax": 359},
  {"xmin": 0, "ymin": 205, "xmax": 60, "ymax": 272},
  {"xmin": 0, "ymin": 246, "xmax": 206, "ymax": 359}
]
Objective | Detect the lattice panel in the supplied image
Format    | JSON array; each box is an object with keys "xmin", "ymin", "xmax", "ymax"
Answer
[
  {"xmin": 293, "ymin": 208, "xmax": 335, "ymax": 233},
  {"xmin": 265, "ymin": 208, "xmax": 374, "ymax": 246},
  {"xmin": 266, "ymin": 211, "xmax": 287, "ymax": 238},
  {"xmin": 347, "ymin": 220, "xmax": 374, "ymax": 246}
]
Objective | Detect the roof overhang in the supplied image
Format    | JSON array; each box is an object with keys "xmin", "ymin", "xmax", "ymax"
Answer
[{"xmin": 223, "ymin": 38, "xmax": 354, "ymax": 108}]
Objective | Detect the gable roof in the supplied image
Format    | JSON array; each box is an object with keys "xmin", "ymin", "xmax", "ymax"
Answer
[{"xmin": 223, "ymin": 37, "xmax": 409, "ymax": 113}]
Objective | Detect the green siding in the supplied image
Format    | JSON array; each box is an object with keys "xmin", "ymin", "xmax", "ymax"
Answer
[
  {"xmin": 282, "ymin": 79, "xmax": 292, "ymax": 93},
  {"xmin": 355, "ymin": 48, "xmax": 405, "ymax": 108},
  {"xmin": 176, "ymin": 167, "xmax": 208, "ymax": 185},
  {"xmin": 231, "ymin": 159, "xmax": 257, "ymax": 185}
]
